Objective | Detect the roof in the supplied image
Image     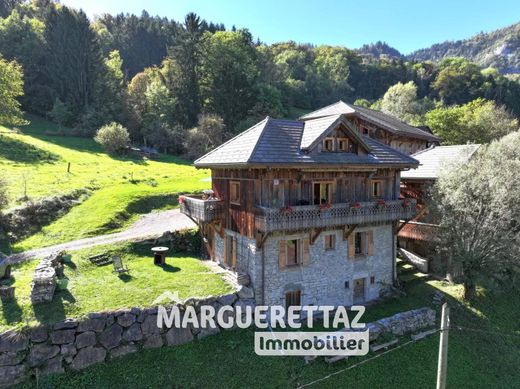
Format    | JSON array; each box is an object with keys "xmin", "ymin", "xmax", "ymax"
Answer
[
  {"xmin": 195, "ymin": 117, "xmax": 419, "ymax": 168},
  {"xmin": 401, "ymin": 144, "xmax": 480, "ymax": 180},
  {"xmin": 300, "ymin": 100, "xmax": 440, "ymax": 142}
]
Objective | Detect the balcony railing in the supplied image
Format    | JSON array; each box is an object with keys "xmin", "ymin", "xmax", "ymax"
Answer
[
  {"xmin": 255, "ymin": 199, "xmax": 417, "ymax": 233},
  {"xmin": 179, "ymin": 195, "xmax": 224, "ymax": 222}
]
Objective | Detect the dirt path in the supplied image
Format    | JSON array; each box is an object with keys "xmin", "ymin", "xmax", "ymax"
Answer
[{"xmin": 8, "ymin": 209, "xmax": 196, "ymax": 263}]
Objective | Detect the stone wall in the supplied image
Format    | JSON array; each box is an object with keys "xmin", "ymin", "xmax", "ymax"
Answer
[
  {"xmin": 30, "ymin": 252, "xmax": 63, "ymax": 304},
  {"xmin": 213, "ymin": 224, "xmax": 394, "ymax": 307},
  {"xmin": 366, "ymin": 307, "xmax": 436, "ymax": 341},
  {"xmin": 262, "ymin": 224, "xmax": 394, "ymax": 307},
  {"xmin": 0, "ymin": 291, "xmax": 253, "ymax": 387}
]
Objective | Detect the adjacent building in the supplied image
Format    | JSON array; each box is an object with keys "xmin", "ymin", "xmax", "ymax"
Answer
[{"xmin": 180, "ymin": 101, "xmax": 440, "ymax": 308}]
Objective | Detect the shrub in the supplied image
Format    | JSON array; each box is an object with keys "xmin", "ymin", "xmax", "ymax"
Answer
[{"xmin": 94, "ymin": 122, "xmax": 130, "ymax": 154}]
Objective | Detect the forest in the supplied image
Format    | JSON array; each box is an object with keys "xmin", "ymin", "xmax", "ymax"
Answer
[{"xmin": 1, "ymin": 0, "xmax": 520, "ymax": 158}]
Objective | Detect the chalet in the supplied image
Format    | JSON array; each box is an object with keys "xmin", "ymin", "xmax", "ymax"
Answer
[
  {"xmin": 399, "ymin": 144, "xmax": 480, "ymax": 264},
  {"xmin": 300, "ymin": 101, "xmax": 440, "ymax": 155},
  {"xmin": 181, "ymin": 105, "xmax": 423, "ymax": 308}
]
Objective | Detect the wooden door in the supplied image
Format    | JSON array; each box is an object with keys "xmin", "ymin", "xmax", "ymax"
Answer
[{"xmin": 353, "ymin": 278, "xmax": 365, "ymax": 304}]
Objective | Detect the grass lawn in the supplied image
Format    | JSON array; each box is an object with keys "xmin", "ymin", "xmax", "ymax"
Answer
[
  {"xmin": 17, "ymin": 277, "xmax": 520, "ymax": 388},
  {"xmin": 0, "ymin": 116, "xmax": 209, "ymax": 252},
  {"xmin": 0, "ymin": 242, "xmax": 232, "ymax": 332}
]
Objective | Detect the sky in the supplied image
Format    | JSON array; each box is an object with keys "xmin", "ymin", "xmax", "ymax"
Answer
[{"xmin": 60, "ymin": 0, "xmax": 520, "ymax": 54}]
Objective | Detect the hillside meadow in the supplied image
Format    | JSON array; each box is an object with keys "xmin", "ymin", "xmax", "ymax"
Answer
[{"xmin": 0, "ymin": 116, "xmax": 209, "ymax": 252}]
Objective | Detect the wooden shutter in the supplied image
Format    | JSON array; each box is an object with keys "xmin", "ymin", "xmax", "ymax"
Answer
[
  {"xmin": 367, "ymin": 231, "xmax": 374, "ymax": 256},
  {"xmin": 302, "ymin": 238, "xmax": 310, "ymax": 266},
  {"xmin": 348, "ymin": 233, "xmax": 356, "ymax": 259},
  {"xmin": 278, "ymin": 240, "xmax": 287, "ymax": 269},
  {"xmin": 232, "ymin": 237, "xmax": 237, "ymax": 268}
]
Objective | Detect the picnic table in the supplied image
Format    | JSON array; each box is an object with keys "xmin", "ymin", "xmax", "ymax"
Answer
[{"xmin": 151, "ymin": 246, "xmax": 169, "ymax": 265}]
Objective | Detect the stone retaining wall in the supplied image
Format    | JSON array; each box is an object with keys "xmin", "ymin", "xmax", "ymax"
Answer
[
  {"xmin": 0, "ymin": 294, "xmax": 435, "ymax": 387},
  {"xmin": 0, "ymin": 289, "xmax": 255, "ymax": 387}
]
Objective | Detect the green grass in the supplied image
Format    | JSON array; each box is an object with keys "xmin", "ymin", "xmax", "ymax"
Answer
[
  {"xmin": 0, "ymin": 242, "xmax": 232, "ymax": 332},
  {"xmin": 0, "ymin": 116, "xmax": 209, "ymax": 252},
  {"xmin": 16, "ymin": 278, "xmax": 520, "ymax": 388}
]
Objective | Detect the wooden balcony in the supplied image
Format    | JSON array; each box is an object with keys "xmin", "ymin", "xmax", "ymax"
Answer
[
  {"xmin": 179, "ymin": 195, "xmax": 224, "ymax": 223},
  {"xmin": 255, "ymin": 199, "xmax": 417, "ymax": 233}
]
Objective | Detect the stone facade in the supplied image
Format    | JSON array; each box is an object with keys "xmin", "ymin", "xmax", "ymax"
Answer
[{"xmin": 213, "ymin": 223, "xmax": 394, "ymax": 307}]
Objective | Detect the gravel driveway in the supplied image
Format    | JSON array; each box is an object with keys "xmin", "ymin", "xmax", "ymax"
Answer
[{"xmin": 8, "ymin": 209, "xmax": 195, "ymax": 263}]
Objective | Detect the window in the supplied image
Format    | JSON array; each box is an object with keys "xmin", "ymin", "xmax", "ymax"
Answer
[
  {"xmin": 323, "ymin": 138, "xmax": 334, "ymax": 151},
  {"xmin": 286, "ymin": 239, "xmax": 299, "ymax": 266},
  {"xmin": 285, "ymin": 290, "xmax": 301, "ymax": 309},
  {"xmin": 355, "ymin": 232, "xmax": 367, "ymax": 256},
  {"xmin": 324, "ymin": 234, "xmax": 335, "ymax": 250},
  {"xmin": 370, "ymin": 276, "xmax": 375, "ymax": 284},
  {"xmin": 338, "ymin": 138, "xmax": 349, "ymax": 152},
  {"xmin": 371, "ymin": 180, "xmax": 383, "ymax": 199},
  {"xmin": 313, "ymin": 182, "xmax": 333, "ymax": 205},
  {"xmin": 230, "ymin": 181, "xmax": 240, "ymax": 204},
  {"xmin": 344, "ymin": 281, "xmax": 350, "ymax": 289},
  {"xmin": 279, "ymin": 238, "xmax": 309, "ymax": 268}
]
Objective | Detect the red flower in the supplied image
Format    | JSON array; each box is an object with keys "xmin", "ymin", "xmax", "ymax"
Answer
[
  {"xmin": 376, "ymin": 199, "xmax": 387, "ymax": 207},
  {"xmin": 178, "ymin": 195, "xmax": 185, "ymax": 204},
  {"xmin": 319, "ymin": 203, "xmax": 332, "ymax": 210},
  {"xmin": 350, "ymin": 202, "xmax": 361, "ymax": 209},
  {"xmin": 280, "ymin": 206, "xmax": 293, "ymax": 213},
  {"xmin": 403, "ymin": 198, "xmax": 411, "ymax": 206}
]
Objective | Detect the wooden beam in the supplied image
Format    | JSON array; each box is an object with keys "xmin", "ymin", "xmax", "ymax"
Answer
[
  {"xmin": 255, "ymin": 231, "xmax": 270, "ymax": 249},
  {"xmin": 343, "ymin": 225, "xmax": 357, "ymax": 241},
  {"xmin": 309, "ymin": 228, "xmax": 323, "ymax": 245}
]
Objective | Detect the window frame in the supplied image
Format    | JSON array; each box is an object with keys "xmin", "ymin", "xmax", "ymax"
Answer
[
  {"xmin": 313, "ymin": 181, "xmax": 334, "ymax": 205},
  {"xmin": 324, "ymin": 234, "xmax": 335, "ymax": 250},
  {"xmin": 371, "ymin": 180, "xmax": 384, "ymax": 199},
  {"xmin": 285, "ymin": 290, "xmax": 302, "ymax": 309},
  {"xmin": 337, "ymin": 137, "xmax": 349, "ymax": 152},
  {"xmin": 286, "ymin": 239, "xmax": 300, "ymax": 267},
  {"xmin": 229, "ymin": 180, "xmax": 241, "ymax": 205},
  {"xmin": 323, "ymin": 137, "xmax": 335, "ymax": 152},
  {"xmin": 354, "ymin": 231, "xmax": 367, "ymax": 257}
]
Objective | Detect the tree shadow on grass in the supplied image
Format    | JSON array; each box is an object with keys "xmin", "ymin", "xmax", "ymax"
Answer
[
  {"xmin": 1, "ymin": 298, "xmax": 23, "ymax": 324},
  {"xmin": 33, "ymin": 289, "xmax": 76, "ymax": 325},
  {"xmin": 0, "ymin": 135, "xmax": 60, "ymax": 164}
]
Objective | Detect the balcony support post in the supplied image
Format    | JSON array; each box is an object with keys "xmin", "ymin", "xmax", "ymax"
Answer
[
  {"xmin": 343, "ymin": 225, "xmax": 357, "ymax": 240},
  {"xmin": 255, "ymin": 230, "xmax": 271, "ymax": 250},
  {"xmin": 309, "ymin": 228, "xmax": 323, "ymax": 245}
]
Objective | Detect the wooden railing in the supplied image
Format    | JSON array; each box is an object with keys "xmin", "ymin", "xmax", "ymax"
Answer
[
  {"xmin": 255, "ymin": 199, "xmax": 417, "ymax": 233},
  {"xmin": 179, "ymin": 196, "xmax": 224, "ymax": 222}
]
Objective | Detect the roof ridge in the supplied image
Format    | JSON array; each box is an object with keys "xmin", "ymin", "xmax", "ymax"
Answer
[
  {"xmin": 194, "ymin": 117, "xmax": 269, "ymax": 165},
  {"xmin": 299, "ymin": 100, "xmax": 349, "ymax": 120},
  {"xmin": 247, "ymin": 116, "xmax": 274, "ymax": 163}
]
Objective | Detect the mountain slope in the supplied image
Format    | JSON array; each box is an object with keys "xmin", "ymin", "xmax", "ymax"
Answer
[{"xmin": 408, "ymin": 22, "xmax": 520, "ymax": 73}]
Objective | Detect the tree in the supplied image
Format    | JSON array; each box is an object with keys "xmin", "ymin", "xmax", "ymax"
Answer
[
  {"xmin": 125, "ymin": 71, "xmax": 151, "ymax": 138},
  {"xmin": 94, "ymin": 122, "xmax": 130, "ymax": 154},
  {"xmin": 163, "ymin": 12, "xmax": 203, "ymax": 128},
  {"xmin": 0, "ymin": 10, "xmax": 49, "ymax": 114},
  {"xmin": 432, "ymin": 57, "xmax": 484, "ymax": 105},
  {"xmin": 184, "ymin": 114, "xmax": 227, "ymax": 160},
  {"xmin": 0, "ymin": 56, "xmax": 26, "ymax": 125},
  {"xmin": 199, "ymin": 30, "xmax": 258, "ymax": 130},
  {"xmin": 44, "ymin": 6, "xmax": 103, "ymax": 118},
  {"xmin": 379, "ymin": 81, "xmax": 433, "ymax": 124},
  {"xmin": 430, "ymin": 132, "xmax": 520, "ymax": 299},
  {"xmin": 426, "ymin": 98, "xmax": 518, "ymax": 144},
  {"xmin": 49, "ymin": 98, "xmax": 72, "ymax": 128}
]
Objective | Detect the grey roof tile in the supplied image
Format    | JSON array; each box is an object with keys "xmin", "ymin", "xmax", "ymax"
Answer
[
  {"xmin": 195, "ymin": 117, "xmax": 419, "ymax": 168},
  {"xmin": 401, "ymin": 144, "xmax": 480, "ymax": 180},
  {"xmin": 301, "ymin": 100, "xmax": 440, "ymax": 142}
]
